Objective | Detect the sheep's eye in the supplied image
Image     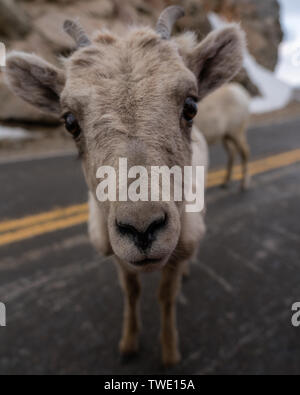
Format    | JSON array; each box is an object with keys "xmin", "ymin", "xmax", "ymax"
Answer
[
  {"xmin": 63, "ymin": 113, "xmax": 81, "ymax": 138},
  {"xmin": 183, "ymin": 97, "xmax": 198, "ymax": 124}
]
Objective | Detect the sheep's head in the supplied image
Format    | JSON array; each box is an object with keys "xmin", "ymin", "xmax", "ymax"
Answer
[{"xmin": 5, "ymin": 6, "xmax": 245, "ymax": 272}]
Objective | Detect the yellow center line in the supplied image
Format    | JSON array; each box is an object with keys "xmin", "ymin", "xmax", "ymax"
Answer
[
  {"xmin": 0, "ymin": 149, "xmax": 300, "ymax": 248},
  {"xmin": 0, "ymin": 213, "xmax": 88, "ymax": 247},
  {"xmin": 207, "ymin": 149, "xmax": 300, "ymax": 187},
  {"xmin": 0, "ymin": 203, "xmax": 87, "ymax": 233}
]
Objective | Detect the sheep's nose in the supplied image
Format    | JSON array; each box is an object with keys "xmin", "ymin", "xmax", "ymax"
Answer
[{"xmin": 116, "ymin": 215, "xmax": 167, "ymax": 251}]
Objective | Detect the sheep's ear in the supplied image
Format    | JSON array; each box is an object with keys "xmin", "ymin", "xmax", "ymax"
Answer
[
  {"xmin": 188, "ymin": 24, "xmax": 245, "ymax": 100},
  {"xmin": 5, "ymin": 52, "xmax": 65, "ymax": 115}
]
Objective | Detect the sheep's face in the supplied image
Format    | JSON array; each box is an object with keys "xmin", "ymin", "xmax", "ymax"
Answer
[
  {"xmin": 5, "ymin": 20, "xmax": 244, "ymax": 272},
  {"xmin": 60, "ymin": 30, "xmax": 199, "ymax": 271}
]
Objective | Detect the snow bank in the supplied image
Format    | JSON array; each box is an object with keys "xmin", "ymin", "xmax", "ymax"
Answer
[
  {"xmin": 0, "ymin": 126, "xmax": 39, "ymax": 141},
  {"xmin": 208, "ymin": 13, "xmax": 293, "ymax": 114}
]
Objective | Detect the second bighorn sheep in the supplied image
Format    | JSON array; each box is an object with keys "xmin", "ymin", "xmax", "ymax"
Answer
[
  {"xmin": 195, "ymin": 83, "xmax": 251, "ymax": 190},
  {"xmin": 4, "ymin": 6, "xmax": 245, "ymax": 366}
]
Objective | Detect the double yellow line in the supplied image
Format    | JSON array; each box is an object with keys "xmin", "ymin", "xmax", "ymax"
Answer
[
  {"xmin": 1, "ymin": 149, "xmax": 300, "ymax": 248},
  {"xmin": 207, "ymin": 148, "xmax": 300, "ymax": 188},
  {"xmin": 0, "ymin": 204, "xmax": 88, "ymax": 247}
]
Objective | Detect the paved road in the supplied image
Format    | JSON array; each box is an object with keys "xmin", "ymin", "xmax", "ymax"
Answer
[{"xmin": 0, "ymin": 118, "xmax": 300, "ymax": 375}]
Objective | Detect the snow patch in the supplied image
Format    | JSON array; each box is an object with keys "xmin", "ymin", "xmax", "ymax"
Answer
[{"xmin": 0, "ymin": 126, "xmax": 39, "ymax": 141}]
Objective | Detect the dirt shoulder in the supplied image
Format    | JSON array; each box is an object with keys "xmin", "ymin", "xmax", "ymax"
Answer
[
  {"xmin": 250, "ymin": 100, "xmax": 300, "ymax": 127},
  {"xmin": 0, "ymin": 126, "xmax": 76, "ymax": 163}
]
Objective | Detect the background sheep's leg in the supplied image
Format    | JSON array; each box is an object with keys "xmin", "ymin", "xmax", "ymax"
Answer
[
  {"xmin": 233, "ymin": 132, "xmax": 251, "ymax": 191},
  {"xmin": 222, "ymin": 136, "xmax": 236, "ymax": 188},
  {"xmin": 158, "ymin": 262, "xmax": 183, "ymax": 366},
  {"xmin": 117, "ymin": 263, "xmax": 141, "ymax": 358}
]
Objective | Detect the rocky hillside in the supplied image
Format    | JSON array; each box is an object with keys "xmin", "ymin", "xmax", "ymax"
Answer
[{"xmin": 0, "ymin": 0, "xmax": 283, "ymax": 125}]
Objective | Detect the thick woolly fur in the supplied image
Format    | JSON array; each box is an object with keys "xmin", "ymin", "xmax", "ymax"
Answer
[{"xmin": 4, "ymin": 16, "xmax": 245, "ymax": 366}]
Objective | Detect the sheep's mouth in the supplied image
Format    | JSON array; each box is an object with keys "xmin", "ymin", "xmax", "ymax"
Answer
[{"xmin": 131, "ymin": 258, "xmax": 162, "ymax": 266}]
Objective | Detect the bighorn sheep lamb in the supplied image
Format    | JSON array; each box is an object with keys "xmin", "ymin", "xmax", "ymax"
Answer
[
  {"xmin": 195, "ymin": 83, "xmax": 251, "ymax": 190},
  {"xmin": 4, "ymin": 6, "xmax": 245, "ymax": 366}
]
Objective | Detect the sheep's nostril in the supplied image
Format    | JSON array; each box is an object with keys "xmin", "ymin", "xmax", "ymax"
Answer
[
  {"xmin": 146, "ymin": 215, "xmax": 167, "ymax": 239},
  {"xmin": 116, "ymin": 214, "xmax": 167, "ymax": 252},
  {"xmin": 116, "ymin": 222, "xmax": 138, "ymax": 238}
]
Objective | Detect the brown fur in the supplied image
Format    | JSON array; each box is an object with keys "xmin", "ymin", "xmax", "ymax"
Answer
[{"xmin": 4, "ymin": 12, "xmax": 245, "ymax": 366}]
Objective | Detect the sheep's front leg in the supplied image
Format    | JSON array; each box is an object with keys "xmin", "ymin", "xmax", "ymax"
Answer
[
  {"xmin": 117, "ymin": 263, "xmax": 141, "ymax": 358},
  {"xmin": 158, "ymin": 262, "xmax": 183, "ymax": 366}
]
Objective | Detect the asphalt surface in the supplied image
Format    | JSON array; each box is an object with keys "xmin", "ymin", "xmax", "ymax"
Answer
[{"xmin": 0, "ymin": 118, "xmax": 300, "ymax": 375}]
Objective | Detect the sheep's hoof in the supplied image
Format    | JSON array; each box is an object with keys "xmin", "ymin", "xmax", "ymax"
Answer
[
  {"xmin": 162, "ymin": 349, "xmax": 181, "ymax": 368},
  {"xmin": 241, "ymin": 176, "xmax": 251, "ymax": 192},
  {"xmin": 221, "ymin": 182, "xmax": 230, "ymax": 189},
  {"xmin": 119, "ymin": 337, "xmax": 139, "ymax": 363}
]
